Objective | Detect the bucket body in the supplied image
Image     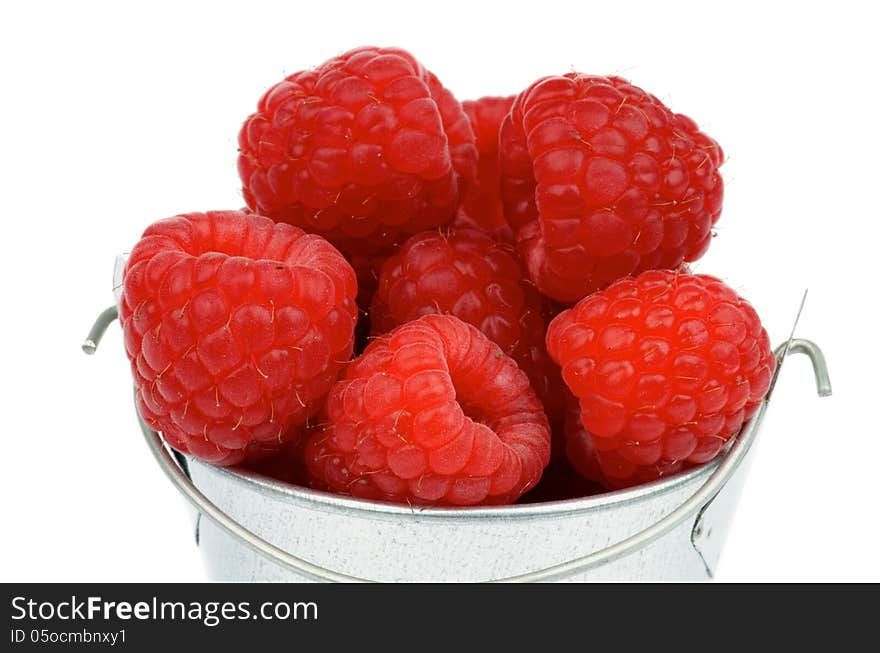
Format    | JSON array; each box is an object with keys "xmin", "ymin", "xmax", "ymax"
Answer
[{"xmin": 185, "ymin": 449, "xmax": 754, "ymax": 582}]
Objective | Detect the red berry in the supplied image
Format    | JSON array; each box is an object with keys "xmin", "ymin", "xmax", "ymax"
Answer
[
  {"xmin": 453, "ymin": 95, "xmax": 515, "ymax": 242},
  {"xmin": 500, "ymin": 74, "xmax": 724, "ymax": 303},
  {"xmin": 238, "ymin": 46, "xmax": 477, "ymax": 257},
  {"xmin": 370, "ymin": 227, "xmax": 563, "ymax": 420},
  {"xmin": 304, "ymin": 314, "xmax": 551, "ymax": 506},
  {"xmin": 119, "ymin": 210, "xmax": 358, "ymax": 466},
  {"xmin": 546, "ymin": 270, "xmax": 774, "ymax": 489}
]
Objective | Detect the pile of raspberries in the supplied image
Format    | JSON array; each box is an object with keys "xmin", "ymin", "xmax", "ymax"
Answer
[{"xmin": 120, "ymin": 46, "xmax": 775, "ymax": 506}]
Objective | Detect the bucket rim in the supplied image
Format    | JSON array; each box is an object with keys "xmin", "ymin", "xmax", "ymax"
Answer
[{"xmin": 186, "ymin": 452, "xmax": 722, "ymax": 521}]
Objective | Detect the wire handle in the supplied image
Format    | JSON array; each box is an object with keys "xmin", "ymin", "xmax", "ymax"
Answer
[
  {"xmin": 84, "ymin": 306, "xmax": 831, "ymax": 583},
  {"xmin": 82, "ymin": 306, "xmax": 119, "ymax": 355}
]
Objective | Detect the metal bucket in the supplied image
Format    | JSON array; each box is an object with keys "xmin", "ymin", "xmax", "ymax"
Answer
[{"xmin": 85, "ymin": 306, "xmax": 830, "ymax": 582}]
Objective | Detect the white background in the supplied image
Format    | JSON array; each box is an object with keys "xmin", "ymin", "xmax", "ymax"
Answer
[{"xmin": 1, "ymin": 0, "xmax": 876, "ymax": 582}]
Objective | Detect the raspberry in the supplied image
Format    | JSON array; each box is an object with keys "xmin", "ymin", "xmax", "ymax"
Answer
[
  {"xmin": 119, "ymin": 210, "xmax": 358, "ymax": 466},
  {"xmin": 370, "ymin": 227, "xmax": 562, "ymax": 420},
  {"xmin": 546, "ymin": 270, "xmax": 774, "ymax": 489},
  {"xmin": 500, "ymin": 74, "xmax": 724, "ymax": 303},
  {"xmin": 304, "ymin": 314, "xmax": 551, "ymax": 505},
  {"xmin": 453, "ymin": 95, "xmax": 515, "ymax": 242},
  {"xmin": 238, "ymin": 46, "xmax": 478, "ymax": 257}
]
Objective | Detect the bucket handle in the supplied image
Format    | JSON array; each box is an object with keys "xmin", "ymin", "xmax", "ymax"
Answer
[{"xmin": 85, "ymin": 306, "xmax": 831, "ymax": 582}]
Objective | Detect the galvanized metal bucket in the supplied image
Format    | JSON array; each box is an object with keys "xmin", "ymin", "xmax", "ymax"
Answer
[{"xmin": 85, "ymin": 304, "xmax": 830, "ymax": 582}]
